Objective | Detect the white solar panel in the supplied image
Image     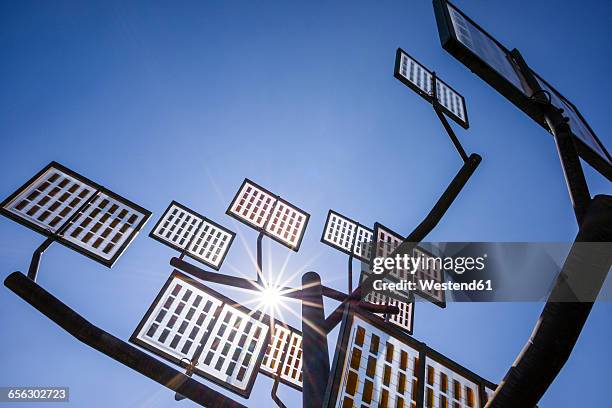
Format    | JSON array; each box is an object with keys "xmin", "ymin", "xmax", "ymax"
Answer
[
  {"xmin": 132, "ymin": 274, "xmax": 223, "ymax": 363},
  {"xmin": 197, "ymin": 304, "xmax": 269, "ymax": 392},
  {"xmin": 424, "ymin": 357, "xmax": 480, "ymax": 408},
  {"xmin": 321, "ymin": 210, "xmax": 374, "ymax": 263},
  {"xmin": 327, "ymin": 307, "xmax": 496, "ymax": 408},
  {"xmin": 329, "ymin": 314, "xmax": 421, "ymax": 408},
  {"xmin": 62, "ymin": 193, "xmax": 147, "ymax": 262},
  {"xmin": 131, "ymin": 272, "xmax": 269, "ymax": 397},
  {"xmin": 151, "ymin": 202, "xmax": 203, "ymax": 251},
  {"xmin": 395, "ymin": 49, "xmax": 469, "ymax": 129},
  {"xmin": 374, "ymin": 223, "xmax": 409, "ymax": 281},
  {"xmin": 372, "ymin": 224, "xmax": 446, "ymax": 307},
  {"xmin": 364, "ymin": 291, "xmax": 414, "ymax": 334},
  {"xmin": 280, "ymin": 331, "xmax": 303, "ymax": 388},
  {"xmin": 187, "ymin": 219, "xmax": 235, "ymax": 269},
  {"xmin": 227, "ymin": 180, "xmax": 276, "ymax": 229},
  {"xmin": 353, "ymin": 225, "xmax": 374, "ymax": 262},
  {"xmin": 323, "ymin": 211, "xmax": 357, "ymax": 253},
  {"xmin": 260, "ymin": 324, "xmax": 303, "ymax": 390},
  {"xmin": 264, "ymin": 199, "xmax": 308, "ymax": 250},
  {"xmin": 0, "ymin": 162, "xmax": 151, "ymax": 267},
  {"xmin": 261, "ymin": 324, "xmax": 292, "ymax": 375},
  {"xmin": 413, "ymin": 247, "xmax": 446, "ymax": 306},
  {"xmin": 227, "ymin": 179, "xmax": 310, "ymax": 251},
  {"xmin": 2, "ymin": 165, "xmax": 96, "ymax": 234},
  {"xmin": 150, "ymin": 201, "xmax": 235, "ymax": 270}
]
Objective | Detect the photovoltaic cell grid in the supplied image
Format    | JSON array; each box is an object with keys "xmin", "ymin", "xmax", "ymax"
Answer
[
  {"xmin": 150, "ymin": 202, "xmax": 235, "ymax": 270},
  {"xmin": 413, "ymin": 247, "xmax": 445, "ymax": 306},
  {"xmin": 261, "ymin": 324, "xmax": 291, "ymax": 375},
  {"xmin": 260, "ymin": 324, "xmax": 303, "ymax": 389},
  {"xmin": 373, "ymin": 224, "xmax": 410, "ymax": 281},
  {"xmin": 321, "ymin": 210, "xmax": 373, "ymax": 263},
  {"xmin": 227, "ymin": 179, "xmax": 309, "ymax": 251},
  {"xmin": 331, "ymin": 315, "xmax": 420, "ymax": 408},
  {"xmin": 2, "ymin": 166, "xmax": 96, "ymax": 234},
  {"xmin": 197, "ymin": 304, "xmax": 268, "ymax": 392},
  {"xmin": 132, "ymin": 275, "xmax": 222, "ymax": 363},
  {"xmin": 228, "ymin": 180, "xmax": 276, "ymax": 229},
  {"xmin": 131, "ymin": 273, "xmax": 269, "ymax": 397},
  {"xmin": 396, "ymin": 49, "xmax": 468, "ymax": 129},
  {"xmin": 327, "ymin": 309, "xmax": 497, "ymax": 408},
  {"xmin": 0, "ymin": 162, "xmax": 150, "ymax": 267},
  {"xmin": 187, "ymin": 219, "xmax": 234, "ymax": 269},
  {"xmin": 424, "ymin": 357, "xmax": 480, "ymax": 408},
  {"xmin": 62, "ymin": 193, "xmax": 147, "ymax": 261},
  {"xmin": 264, "ymin": 200, "xmax": 307, "ymax": 250},
  {"xmin": 151, "ymin": 202, "xmax": 202, "ymax": 251},
  {"xmin": 372, "ymin": 224, "xmax": 446, "ymax": 307},
  {"xmin": 363, "ymin": 291, "xmax": 414, "ymax": 334}
]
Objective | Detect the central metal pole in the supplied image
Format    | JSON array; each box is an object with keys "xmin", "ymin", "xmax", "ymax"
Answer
[
  {"xmin": 301, "ymin": 271, "xmax": 330, "ymax": 408},
  {"xmin": 543, "ymin": 106, "xmax": 591, "ymax": 225},
  {"xmin": 256, "ymin": 231, "xmax": 264, "ymax": 284}
]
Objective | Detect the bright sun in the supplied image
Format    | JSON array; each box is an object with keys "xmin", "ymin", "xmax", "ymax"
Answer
[{"xmin": 260, "ymin": 285, "xmax": 282, "ymax": 307}]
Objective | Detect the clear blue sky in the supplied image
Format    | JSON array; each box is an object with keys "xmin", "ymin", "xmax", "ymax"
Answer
[{"xmin": 0, "ymin": 1, "xmax": 610, "ymax": 407}]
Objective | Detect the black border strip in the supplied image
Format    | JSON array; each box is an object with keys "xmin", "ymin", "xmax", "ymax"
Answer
[{"xmin": 149, "ymin": 200, "xmax": 236, "ymax": 271}]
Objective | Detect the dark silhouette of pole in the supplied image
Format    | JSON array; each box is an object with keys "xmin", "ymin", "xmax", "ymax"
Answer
[
  {"xmin": 3, "ymin": 271, "xmax": 246, "ymax": 408},
  {"xmin": 301, "ymin": 272, "xmax": 330, "ymax": 408},
  {"xmin": 510, "ymin": 49, "xmax": 591, "ymax": 225},
  {"xmin": 485, "ymin": 194, "xmax": 612, "ymax": 407}
]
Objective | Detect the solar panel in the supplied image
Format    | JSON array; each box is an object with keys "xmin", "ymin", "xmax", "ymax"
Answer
[
  {"xmin": 227, "ymin": 179, "xmax": 309, "ymax": 251},
  {"xmin": 325, "ymin": 306, "xmax": 496, "ymax": 408},
  {"xmin": 0, "ymin": 162, "xmax": 151, "ymax": 267},
  {"xmin": 131, "ymin": 271, "xmax": 270, "ymax": 397},
  {"xmin": 260, "ymin": 323, "xmax": 303, "ymax": 390},
  {"xmin": 363, "ymin": 291, "xmax": 414, "ymax": 334},
  {"xmin": 150, "ymin": 201, "xmax": 235, "ymax": 270},
  {"xmin": 321, "ymin": 210, "xmax": 373, "ymax": 263},
  {"xmin": 395, "ymin": 48, "xmax": 469, "ymax": 129},
  {"xmin": 371, "ymin": 223, "xmax": 446, "ymax": 307},
  {"xmin": 261, "ymin": 324, "xmax": 292, "ymax": 376},
  {"xmin": 325, "ymin": 311, "xmax": 421, "ymax": 408},
  {"xmin": 434, "ymin": 0, "xmax": 611, "ymax": 179},
  {"xmin": 424, "ymin": 356, "xmax": 480, "ymax": 408}
]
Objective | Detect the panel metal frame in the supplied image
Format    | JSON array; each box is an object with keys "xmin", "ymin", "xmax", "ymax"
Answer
[
  {"xmin": 226, "ymin": 178, "xmax": 310, "ymax": 252},
  {"xmin": 130, "ymin": 270, "xmax": 270, "ymax": 398},
  {"xmin": 258, "ymin": 321, "xmax": 304, "ymax": 391},
  {"xmin": 0, "ymin": 161, "xmax": 151, "ymax": 268},
  {"xmin": 433, "ymin": 0, "xmax": 612, "ymax": 180},
  {"xmin": 394, "ymin": 47, "xmax": 470, "ymax": 129},
  {"xmin": 149, "ymin": 200, "xmax": 235, "ymax": 270},
  {"xmin": 323, "ymin": 305, "xmax": 497, "ymax": 408},
  {"xmin": 320, "ymin": 209, "xmax": 373, "ymax": 263},
  {"xmin": 370, "ymin": 222, "xmax": 447, "ymax": 308}
]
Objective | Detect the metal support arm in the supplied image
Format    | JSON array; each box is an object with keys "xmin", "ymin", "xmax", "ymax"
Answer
[{"xmin": 485, "ymin": 194, "xmax": 612, "ymax": 407}]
